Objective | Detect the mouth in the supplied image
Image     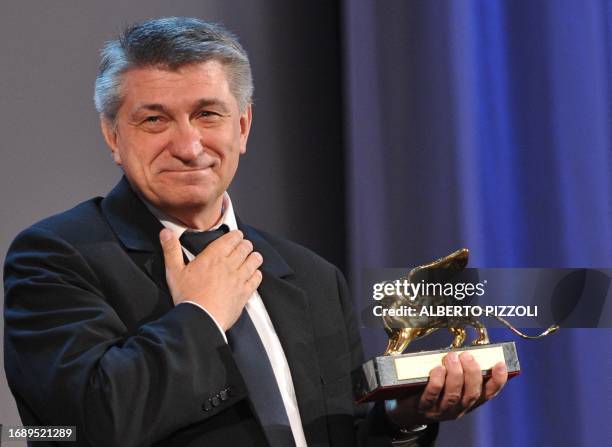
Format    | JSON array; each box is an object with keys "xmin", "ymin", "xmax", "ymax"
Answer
[
  {"xmin": 166, "ymin": 167, "xmax": 211, "ymax": 172},
  {"xmin": 162, "ymin": 163, "xmax": 215, "ymax": 174}
]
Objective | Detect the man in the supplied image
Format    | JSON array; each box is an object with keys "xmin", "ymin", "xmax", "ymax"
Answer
[{"xmin": 3, "ymin": 17, "xmax": 507, "ymax": 447}]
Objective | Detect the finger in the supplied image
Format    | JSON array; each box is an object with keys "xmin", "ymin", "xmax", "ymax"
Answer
[
  {"xmin": 439, "ymin": 352, "xmax": 464, "ymax": 413},
  {"xmin": 245, "ymin": 269, "xmax": 263, "ymax": 294},
  {"xmin": 459, "ymin": 352, "xmax": 483, "ymax": 410},
  {"xmin": 483, "ymin": 361, "xmax": 508, "ymax": 401},
  {"xmin": 418, "ymin": 366, "xmax": 445, "ymax": 414},
  {"xmin": 205, "ymin": 230, "xmax": 244, "ymax": 257},
  {"xmin": 227, "ymin": 239, "xmax": 254, "ymax": 268},
  {"xmin": 239, "ymin": 251, "xmax": 263, "ymax": 278},
  {"xmin": 159, "ymin": 229, "xmax": 184, "ymax": 275}
]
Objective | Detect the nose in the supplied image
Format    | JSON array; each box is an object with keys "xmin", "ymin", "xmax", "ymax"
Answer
[{"xmin": 167, "ymin": 122, "xmax": 204, "ymax": 162}]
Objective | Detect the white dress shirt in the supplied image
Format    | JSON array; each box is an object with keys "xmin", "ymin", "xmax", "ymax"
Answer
[{"xmin": 144, "ymin": 193, "xmax": 307, "ymax": 447}]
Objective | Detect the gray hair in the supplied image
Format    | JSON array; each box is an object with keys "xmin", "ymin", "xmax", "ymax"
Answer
[{"xmin": 94, "ymin": 17, "xmax": 253, "ymax": 124}]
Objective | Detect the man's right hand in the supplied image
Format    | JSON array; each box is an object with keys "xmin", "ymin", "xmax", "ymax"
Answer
[{"xmin": 159, "ymin": 228, "xmax": 263, "ymax": 331}]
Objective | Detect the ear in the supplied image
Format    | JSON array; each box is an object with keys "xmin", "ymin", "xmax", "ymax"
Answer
[
  {"xmin": 100, "ymin": 117, "xmax": 123, "ymax": 165},
  {"xmin": 238, "ymin": 103, "xmax": 253, "ymax": 155}
]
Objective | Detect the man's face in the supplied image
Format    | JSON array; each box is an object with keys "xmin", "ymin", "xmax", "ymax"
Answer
[{"xmin": 101, "ymin": 61, "xmax": 252, "ymax": 223}]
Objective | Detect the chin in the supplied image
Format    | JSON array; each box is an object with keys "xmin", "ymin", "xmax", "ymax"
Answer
[{"xmin": 164, "ymin": 190, "xmax": 219, "ymax": 210}]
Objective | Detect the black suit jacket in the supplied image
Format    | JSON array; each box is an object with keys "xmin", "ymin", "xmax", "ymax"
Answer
[{"xmin": 4, "ymin": 178, "xmax": 437, "ymax": 447}]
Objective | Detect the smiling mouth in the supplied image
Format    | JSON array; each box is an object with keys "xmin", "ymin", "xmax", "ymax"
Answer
[{"xmin": 164, "ymin": 166, "xmax": 213, "ymax": 173}]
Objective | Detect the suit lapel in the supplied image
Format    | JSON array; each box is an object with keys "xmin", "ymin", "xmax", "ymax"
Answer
[
  {"xmin": 100, "ymin": 177, "xmax": 171, "ymax": 298},
  {"xmin": 101, "ymin": 180, "xmax": 329, "ymax": 444},
  {"xmin": 240, "ymin": 223, "xmax": 328, "ymax": 445}
]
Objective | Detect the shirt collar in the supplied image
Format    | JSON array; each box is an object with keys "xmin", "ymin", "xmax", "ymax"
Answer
[{"xmin": 142, "ymin": 192, "xmax": 238, "ymax": 239}]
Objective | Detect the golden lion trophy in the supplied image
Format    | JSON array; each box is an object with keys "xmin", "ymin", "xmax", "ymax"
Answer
[{"xmin": 353, "ymin": 248, "xmax": 559, "ymax": 403}]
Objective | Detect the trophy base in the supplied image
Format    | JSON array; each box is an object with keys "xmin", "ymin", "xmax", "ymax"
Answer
[{"xmin": 353, "ymin": 342, "xmax": 520, "ymax": 403}]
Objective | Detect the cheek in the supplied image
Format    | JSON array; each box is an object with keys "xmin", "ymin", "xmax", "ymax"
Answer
[
  {"xmin": 121, "ymin": 136, "xmax": 167, "ymax": 170},
  {"xmin": 221, "ymin": 127, "xmax": 245, "ymax": 158}
]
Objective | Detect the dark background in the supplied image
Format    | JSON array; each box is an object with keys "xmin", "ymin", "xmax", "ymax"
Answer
[{"xmin": 2, "ymin": 1, "xmax": 611, "ymax": 446}]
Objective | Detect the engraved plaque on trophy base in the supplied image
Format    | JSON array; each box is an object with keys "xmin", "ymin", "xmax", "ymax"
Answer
[{"xmin": 353, "ymin": 342, "xmax": 520, "ymax": 404}]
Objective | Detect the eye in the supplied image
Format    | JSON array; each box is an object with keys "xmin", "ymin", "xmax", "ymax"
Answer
[
  {"xmin": 139, "ymin": 115, "xmax": 168, "ymax": 132},
  {"xmin": 197, "ymin": 110, "xmax": 221, "ymax": 119}
]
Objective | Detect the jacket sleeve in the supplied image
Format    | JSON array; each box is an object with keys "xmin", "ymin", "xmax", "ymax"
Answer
[
  {"xmin": 333, "ymin": 268, "xmax": 438, "ymax": 447},
  {"xmin": 3, "ymin": 225, "xmax": 247, "ymax": 447}
]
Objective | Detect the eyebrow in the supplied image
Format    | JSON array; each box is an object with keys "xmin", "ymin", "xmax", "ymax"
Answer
[
  {"xmin": 130, "ymin": 98, "xmax": 231, "ymax": 118},
  {"xmin": 192, "ymin": 98, "xmax": 231, "ymax": 114}
]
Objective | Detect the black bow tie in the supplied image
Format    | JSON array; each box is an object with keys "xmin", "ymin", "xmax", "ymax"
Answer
[{"xmin": 179, "ymin": 224, "xmax": 230, "ymax": 255}]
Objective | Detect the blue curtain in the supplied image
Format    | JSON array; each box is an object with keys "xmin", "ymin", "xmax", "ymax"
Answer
[{"xmin": 343, "ymin": 0, "xmax": 612, "ymax": 445}]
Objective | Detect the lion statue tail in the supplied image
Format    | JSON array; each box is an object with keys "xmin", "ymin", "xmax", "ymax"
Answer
[{"xmin": 493, "ymin": 315, "xmax": 560, "ymax": 339}]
